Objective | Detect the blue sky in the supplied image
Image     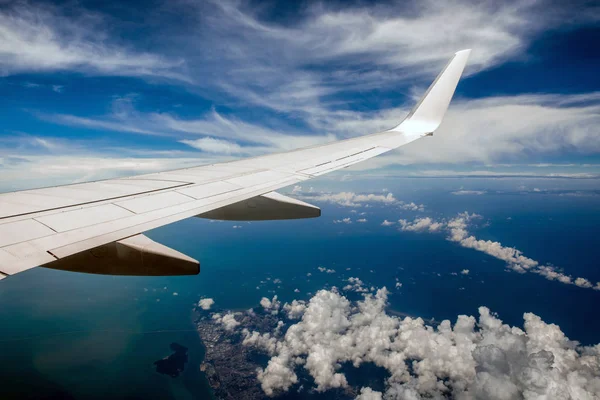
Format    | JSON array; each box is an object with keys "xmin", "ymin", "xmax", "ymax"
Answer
[{"xmin": 0, "ymin": 0, "xmax": 599, "ymax": 190}]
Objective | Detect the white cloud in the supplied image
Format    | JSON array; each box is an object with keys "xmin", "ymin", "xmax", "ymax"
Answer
[
  {"xmin": 356, "ymin": 387, "xmax": 383, "ymax": 400},
  {"xmin": 0, "ymin": 152, "xmax": 210, "ymax": 192},
  {"xmin": 260, "ymin": 295, "xmax": 281, "ymax": 314},
  {"xmin": 461, "ymin": 269, "xmax": 470, "ymax": 275},
  {"xmin": 212, "ymin": 312, "xmax": 240, "ymax": 331},
  {"xmin": 242, "ymin": 329, "xmax": 279, "ymax": 355},
  {"xmin": 283, "ymin": 300, "xmax": 307, "ymax": 320},
  {"xmin": 318, "ymin": 267, "xmax": 336, "ymax": 274},
  {"xmin": 452, "ymin": 190, "xmax": 487, "ymax": 196},
  {"xmin": 180, "ymin": 137, "xmax": 245, "ymax": 154},
  {"xmin": 198, "ymin": 298, "xmax": 215, "ymax": 310},
  {"xmin": 398, "ymin": 212, "xmax": 600, "ymax": 291},
  {"xmin": 333, "ymin": 218, "xmax": 352, "ymax": 224},
  {"xmin": 9, "ymin": 0, "xmax": 600, "ymax": 184},
  {"xmin": 191, "ymin": 0, "xmax": 584, "ymax": 120},
  {"xmin": 311, "ymin": 192, "xmax": 398, "ymax": 207},
  {"xmin": 381, "ymin": 220, "xmax": 395, "ymax": 226},
  {"xmin": 398, "ymin": 217, "xmax": 443, "ymax": 232},
  {"xmin": 343, "ymin": 277, "xmax": 369, "ymax": 293},
  {"xmin": 154, "ymin": 0, "xmax": 600, "ymax": 171},
  {"xmin": 400, "ymin": 202, "xmax": 425, "ymax": 212},
  {"xmin": 296, "ymin": 190, "xmax": 424, "ymax": 211},
  {"xmin": 574, "ymin": 277, "xmax": 593, "ymax": 289},
  {"xmin": 42, "ymin": 103, "xmax": 336, "ymax": 157},
  {"xmin": 357, "ymin": 218, "xmax": 367, "ymax": 223},
  {"xmin": 0, "ymin": 2, "xmax": 185, "ymax": 80},
  {"xmin": 348, "ymin": 93, "xmax": 600, "ymax": 168},
  {"xmin": 242, "ymin": 287, "xmax": 600, "ymax": 398}
]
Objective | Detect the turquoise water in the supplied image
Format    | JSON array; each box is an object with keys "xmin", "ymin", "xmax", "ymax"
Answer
[
  {"xmin": 0, "ymin": 268, "xmax": 211, "ymax": 399},
  {"xmin": 0, "ymin": 184, "xmax": 599, "ymax": 398}
]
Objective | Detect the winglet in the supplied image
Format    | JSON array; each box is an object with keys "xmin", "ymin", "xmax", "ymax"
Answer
[{"xmin": 392, "ymin": 49, "xmax": 471, "ymax": 135}]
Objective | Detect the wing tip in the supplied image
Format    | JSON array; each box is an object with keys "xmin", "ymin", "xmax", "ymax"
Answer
[{"xmin": 391, "ymin": 48, "xmax": 471, "ymax": 133}]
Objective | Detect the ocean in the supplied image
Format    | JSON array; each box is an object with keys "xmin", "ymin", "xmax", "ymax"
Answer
[{"xmin": 0, "ymin": 179, "xmax": 598, "ymax": 399}]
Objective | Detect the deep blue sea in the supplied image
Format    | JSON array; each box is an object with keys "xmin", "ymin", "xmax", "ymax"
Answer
[{"xmin": 0, "ymin": 177, "xmax": 598, "ymax": 399}]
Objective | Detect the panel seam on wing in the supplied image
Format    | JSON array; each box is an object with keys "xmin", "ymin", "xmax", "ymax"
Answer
[{"xmin": 0, "ymin": 182, "xmax": 194, "ymax": 221}]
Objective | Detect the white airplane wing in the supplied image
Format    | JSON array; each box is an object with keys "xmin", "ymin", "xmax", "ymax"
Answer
[{"xmin": 0, "ymin": 50, "xmax": 471, "ymax": 278}]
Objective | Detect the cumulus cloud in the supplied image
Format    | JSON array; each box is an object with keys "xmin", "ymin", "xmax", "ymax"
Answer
[
  {"xmin": 381, "ymin": 220, "xmax": 396, "ymax": 226},
  {"xmin": 261, "ymin": 295, "xmax": 282, "ymax": 314},
  {"xmin": 343, "ymin": 277, "xmax": 369, "ymax": 293},
  {"xmin": 461, "ymin": 269, "xmax": 470, "ymax": 275},
  {"xmin": 242, "ymin": 329, "xmax": 279, "ymax": 355},
  {"xmin": 452, "ymin": 190, "xmax": 487, "ymax": 195},
  {"xmin": 241, "ymin": 287, "xmax": 600, "ymax": 398},
  {"xmin": 356, "ymin": 387, "xmax": 383, "ymax": 400},
  {"xmin": 357, "ymin": 218, "xmax": 367, "ymax": 223},
  {"xmin": 398, "ymin": 217, "xmax": 443, "ymax": 232},
  {"xmin": 198, "ymin": 298, "xmax": 215, "ymax": 310},
  {"xmin": 212, "ymin": 312, "xmax": 240, "ymax": 331},
  {"xmin": 334, "ymin": 218, "xmax": 353, "ymax": 224},
  {"xmin": 283, "ymin": 300, "xmax": 307, "ymax": 320},
  {"xmin": 310, "ymin": 192, "xmax": 399, "ymax": 207},
  {"xmin": 296, "ymin": 189, "xmax": 424, "ymax": 211},
  {"xmin": 318, "ymin": 267, "xmax": 336, "ymax": 274},
  {"xmin": 398, "ymin": 212, "xmax": 600, "ymax": 291}
]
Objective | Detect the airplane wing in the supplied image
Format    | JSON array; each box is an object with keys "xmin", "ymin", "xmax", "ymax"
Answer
[{"xmin": 0, "ymin": 50, "xmax": 471, "ymax": 278}]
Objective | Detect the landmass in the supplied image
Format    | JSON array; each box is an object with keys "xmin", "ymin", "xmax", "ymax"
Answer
[
  {"xmin": 154, "ymin": 342, "xmax": 188, "ymax": 378},
  {"xmin": 196, "ymin": 309, "xmax": 272, "ymax": 399}
]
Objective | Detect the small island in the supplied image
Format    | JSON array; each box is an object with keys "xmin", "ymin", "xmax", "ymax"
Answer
[{"xmin": 154, "ymin": 342, "xmax": 189, "ymax": 378}]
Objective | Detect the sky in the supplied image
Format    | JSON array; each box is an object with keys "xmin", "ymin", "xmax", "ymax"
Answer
[{"xmin": 1, "ymin": 0, "xmax": 600, "ymax": 192}]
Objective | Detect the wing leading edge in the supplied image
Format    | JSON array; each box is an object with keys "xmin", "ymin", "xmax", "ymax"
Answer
[{"xmin": 0, "ymin": 50, "xmax": 471, "ymax": 278}]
